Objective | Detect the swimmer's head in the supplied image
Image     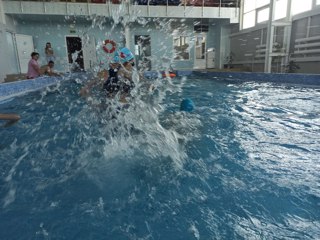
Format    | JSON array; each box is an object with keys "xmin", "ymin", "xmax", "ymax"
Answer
[
  {"xmin": 180, "ymin": 98, "xmax": 194, "ymax": 112},
  {"xmin": 119, "ymin": 47, "xmax": 134, "ymax": 63}
]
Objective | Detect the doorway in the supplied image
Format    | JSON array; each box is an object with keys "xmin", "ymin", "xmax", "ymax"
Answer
[
  {"xmin": 66, "ymin": 36, "xmax": 84, "ymax": 71},
  {"xmin": 134, "ymin": 35, "xmax": 151, "ymax": 71},
  {"xmin": 6, "ymin": 32, "xmax": 20, "ymax": 74},
  {"xmin": 15, "ymin": 34, "xmax": 34, "ymax": 74},
  {"xmin": 194, "ymin": 33, "xmax": 206, "ymax": 69}
]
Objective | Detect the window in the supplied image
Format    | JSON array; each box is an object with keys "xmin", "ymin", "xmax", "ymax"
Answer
[
  {"xmin": 317, "ymin": 0, "xmax": 320, "ymax": 5},
  {"xmin": 256, "ymin": 0, "xmax": 270, "ymax": 8},
  {"xmin": 243, "ymin": 11, "xmax": 256, "ymax": 29},
  {"xmin": 244, "ymin": 0, "xmax": 270, "ymax": 12},
  {"xmin": 274, "ymin": 0, "xmax": 287, "ymax": 20},
  {"xmin": 244, "ymin": 0, "xmax": 255, "ymax": 13},
  {"xmin": 292, "ymin": 0, "xmax": 312, "ymax": 15},
  {"xmin": 173, "ymin": 36, "xmax": 190, "ymax": 60},
  {"xmin": 257, "ymin": 7, "xmax": 269, "ymax": 23}
]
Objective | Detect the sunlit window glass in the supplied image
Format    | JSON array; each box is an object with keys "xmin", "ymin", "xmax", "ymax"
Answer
[
  {"xmin": 243, "ymin": 11, "xmax": 256, "ymax": 29},
  {"xmin": 256, "ymin": 0, "xmax": 270, "ymax": 8},
  {"xmin": 317, "ymin": 0, "xmax": 320, "ymax": 5},
  {"xmin": 173, "ymin": 36, "xmax": 190, "ymax": 60},
  {"xmin": 257, "ymin": 8, "xmax": 269, "ymax": 23},
  {"xmin": 275, "ymin": 0, "xmax": 287, "ymax": 20},
  {"xmin": 292, "ymin": 0, "xmax": 312, "ymax": 15},
  {"xmin": 244, "ymin": 0, "xmax": 256, "ymax": 13}
]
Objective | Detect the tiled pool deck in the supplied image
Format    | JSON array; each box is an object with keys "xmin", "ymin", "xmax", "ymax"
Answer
[
  {"xmin": 0, "ymin": 77, "xmax": 61, "ymax": 100},
  {"xmin": 1, "ymin": 71, "xmax": 319, "ymax": 102},
  {"xmin": 0, "ymin": 73, "xmax": 87, "ymax": 102}
]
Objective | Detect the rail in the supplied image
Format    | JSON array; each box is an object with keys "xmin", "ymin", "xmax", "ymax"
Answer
[{"xmin": 3, "ymin": 0, "xmax": 240, "ymax": 8}]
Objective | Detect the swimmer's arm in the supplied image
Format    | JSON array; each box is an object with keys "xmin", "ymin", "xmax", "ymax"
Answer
[
  {"xmin": 117, "ymin": 68, "xmax": 132, "ymax": 81},
  {"xmin": 48, "ymin": 67, "xmax": 62, "ymax": 77},
  {"xmin": 119, "ymin": 94, "xmax": 129, "ymax": 103},
  {"xmin": 0, "ymin": 114, "xmax": 21, "ymax": 127},
  {"xmin": 51, "ymin": 71, "xmax": 61, "ymax": 77},
  {"xmin": 79, "ymin": 74, "xmax": 106, "ymax": 97},
  {"xmin": 80, "ymin": 79, "xmax": 98, "ymax": 96},
  {"xmin": 0, "ymin": 114, "xmax": 21, "ymax": 121},
  {"xmin": 40, "ymin": 66, "xmax": 51, "ymax": 76},
  {"xmin": 97, "ymin": 69, "xmax": 108, "ymax": 80},
  {"xmin": 138, "ymin": 72, "xmax": 155, "ymax": 92}
]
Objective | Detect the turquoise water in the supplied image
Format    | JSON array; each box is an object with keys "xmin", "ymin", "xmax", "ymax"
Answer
[{"xmin": 0, "ymin": 73, "xmax": 319, "ymax": 239}]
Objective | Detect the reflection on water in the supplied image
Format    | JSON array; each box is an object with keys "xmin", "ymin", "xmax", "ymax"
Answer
[{"xmin": 232, "ymin": 83, "xmax": 320, "ymax": 196}]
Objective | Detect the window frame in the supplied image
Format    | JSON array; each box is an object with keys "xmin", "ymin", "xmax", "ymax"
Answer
[
  {"xmin": 257, "ymin": 6, "xmax": 270, "ymax": 24},
  {"xmin": 256, "ymin": 0, "xmax": 270, "ymax": 8}
]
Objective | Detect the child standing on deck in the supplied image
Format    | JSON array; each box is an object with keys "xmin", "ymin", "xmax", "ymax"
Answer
[{"xmin": 45, "ymin": 42, "xmax": 55, "ymax": 63}]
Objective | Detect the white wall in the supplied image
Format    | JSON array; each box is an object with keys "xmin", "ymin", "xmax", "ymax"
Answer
[
  {"xmin": 0, "ymin": 0, "xmax": 7, "ymax": 82},
  {"xmin": 2, "ymin": 15, "xmax": 228, "ymax": 74},
  {"xmin": 0, "ymin": 7, "xmax": 19, "ymax": 82}
]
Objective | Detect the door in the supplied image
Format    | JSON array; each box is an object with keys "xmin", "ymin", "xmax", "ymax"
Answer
[
  {"xmin": 66, "ymin": 36, "xmax": 84, "ymax": 71},
  {"xmin": 134, "ymin": 35, "xmax": 151, "ymax": 71},
  {"xmin": 82, "ymin": 35, "xmax": 97, "ymax": 71},
  {"xmin": 6, "ymin": 32, "xmax": 20, "ymax": 74},
  {"xmin": 194, "ymin": 34, "xmax": 206, "ymax": 69},
  {"xmin": 15, "ymin": 34, "xmax": 34, "ymax": 74}
]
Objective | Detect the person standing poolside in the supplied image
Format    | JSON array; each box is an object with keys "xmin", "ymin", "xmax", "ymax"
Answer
[
  {"xmin": 45, "ymin": 42, "xmax": 55, "ymax": 63},
  {"xmin": 26, "ymin": 52, "xmax": 41, "ymax": 79}
]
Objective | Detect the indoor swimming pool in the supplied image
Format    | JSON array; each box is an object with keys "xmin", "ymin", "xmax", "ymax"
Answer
[{"xmin": 0, "ymin": 73, "xmax": 319, "ymax": 239}]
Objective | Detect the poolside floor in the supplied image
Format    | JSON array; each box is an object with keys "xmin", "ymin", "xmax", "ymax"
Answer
[{"xmin": 3, "ymin": 74, "xmax": 27, "ymax": 83}]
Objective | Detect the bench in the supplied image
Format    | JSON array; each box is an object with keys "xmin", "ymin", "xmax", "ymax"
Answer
[
  {"xmin": 254, "ymin": 43, "xmax": 286, "ymax": 61},
  {"xmin": 291, "ymin": 36, "xmax": 320, "ymax": 61}
]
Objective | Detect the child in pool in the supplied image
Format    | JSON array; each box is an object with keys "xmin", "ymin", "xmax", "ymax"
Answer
[{"xmin": 80, "ymin": 47, "xmax": 136, "ymax": 103}]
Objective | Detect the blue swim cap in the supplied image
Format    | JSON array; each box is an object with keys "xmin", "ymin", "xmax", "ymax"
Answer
[
  {"xmin": 180, "ymin": 98, "xmax": 194, "ymax": 112},
  {"xmin": 119, "ymin": 47, "xmax": 134, "ymax": 63}
]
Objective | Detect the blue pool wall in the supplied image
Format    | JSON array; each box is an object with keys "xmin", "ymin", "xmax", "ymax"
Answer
[
  {"xmin": 192, "ymin": 71, "xmax": 320, "ymax": 86},
  {"xmin": 0, "ymin": 76, "xmax": 62, "ymax": 101},
  {"xmin": 1, "ymin": 71, "xmax": 320, "ymax": 101},
  {"xmin": 145, "ymin": 71, "xmax": 320, "ymax": 85}
]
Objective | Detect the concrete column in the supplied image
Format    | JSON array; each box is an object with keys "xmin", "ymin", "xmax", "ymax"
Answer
[
  {"xmin": 220, "ymin": 24, "xmax": 231, "ymax": 69},
  {"xmin": 283, "ymin": 0, "xmax": 292, "ymax": 66},
  {"xmin": 124, "ymin": 25, "xmax": 131, "ymax": 49},
  {"xmin": 264, "ymin": 0, "xmax": 276, "ymax": 73}
]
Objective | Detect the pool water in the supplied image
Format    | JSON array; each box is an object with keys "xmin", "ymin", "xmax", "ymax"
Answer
[{"xmin": 0, "ymin": 73, "xmax": 319, "ymax": 239}]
